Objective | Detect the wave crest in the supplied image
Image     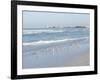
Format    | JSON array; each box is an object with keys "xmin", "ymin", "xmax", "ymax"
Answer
[
  {"xmin": 23, "ymin": 30, "xmax": 65, "ymax": 35},
  {"xmin": 23, "ymin": 37, "xmax": 88, "ymax": 46}
]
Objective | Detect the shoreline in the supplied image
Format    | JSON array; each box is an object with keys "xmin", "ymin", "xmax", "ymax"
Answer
[{"xmin": 22, "ymin": 38, "xmax": 89, "ymax": 69}]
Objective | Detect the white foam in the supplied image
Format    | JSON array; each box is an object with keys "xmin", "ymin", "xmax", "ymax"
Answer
[
  {"xmin": 23, "ymin": 37, "xmax": 88, "ymax": 46},
  {"xmin": 23, "ymin": 29, "xmax": 65, "ymax": 35}
]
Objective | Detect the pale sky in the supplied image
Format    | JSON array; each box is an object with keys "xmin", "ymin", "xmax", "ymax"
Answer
[{"xmin": 23, "ymin": 11, "xmax": 90, "ymax": 28}]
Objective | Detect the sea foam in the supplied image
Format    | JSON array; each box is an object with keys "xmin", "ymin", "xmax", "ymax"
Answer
[
  {"xmin": 23, "ymin": 37, "xmax": 88, "ymax": 46},
  {"xmin": 23, "ymin": 29, "xmax": 65, "ymax": 35}
]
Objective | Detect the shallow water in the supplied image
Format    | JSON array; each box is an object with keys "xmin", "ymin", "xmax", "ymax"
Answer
[{"xmin": 22, "ymin": 27, "xmax": 90, "ymax": 69}]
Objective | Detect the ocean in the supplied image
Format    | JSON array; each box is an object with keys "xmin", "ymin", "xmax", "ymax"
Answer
[{"xmin": 22, "ymin": 27, "xmax": 90, "ymax": 69}]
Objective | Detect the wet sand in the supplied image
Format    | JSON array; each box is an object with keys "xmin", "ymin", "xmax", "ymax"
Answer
[
  {"xmin": 22, "ymin": 38, "xmax": 90, "ymax": 69},
  {"xmin": 65, "ymin": 52, "xmax": 90, "ymax": 66}
]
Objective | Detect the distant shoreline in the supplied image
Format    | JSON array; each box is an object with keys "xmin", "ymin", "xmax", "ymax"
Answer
[{"xmin": 23, "ymin": 26, "xmax": 89, "ymax": 30}]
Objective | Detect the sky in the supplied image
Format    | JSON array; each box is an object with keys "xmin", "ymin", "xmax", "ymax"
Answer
[{"xmin": 23, "ymin": 11, "xmax": 90, "ymax": 28}]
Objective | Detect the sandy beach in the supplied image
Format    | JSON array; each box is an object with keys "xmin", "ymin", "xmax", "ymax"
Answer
[{"xmin": 65, "ymin": 52, "xmax": 89, "ymax": 66}]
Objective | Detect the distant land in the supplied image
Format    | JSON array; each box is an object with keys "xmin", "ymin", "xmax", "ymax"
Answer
[
  {"xmin": 48, "ymin": 26, "xmax": 87, "ymax": 28},
  {"xmin": 23, "ymin": 26, "xmax": 89, "ymax": 29}
]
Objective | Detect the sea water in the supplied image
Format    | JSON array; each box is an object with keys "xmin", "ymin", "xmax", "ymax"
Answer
[{"xmin": 22, "ymin": 27, "xmax": 90, "ymax": 68}]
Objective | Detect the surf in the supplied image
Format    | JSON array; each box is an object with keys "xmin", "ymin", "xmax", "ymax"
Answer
[
  {"xmin": 23, "ymin": 29, "xmax": 65, "ymax": 35},
  {"xmin": 23, "ymin": 37, "xmax": 89, "ymax": 46}
]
